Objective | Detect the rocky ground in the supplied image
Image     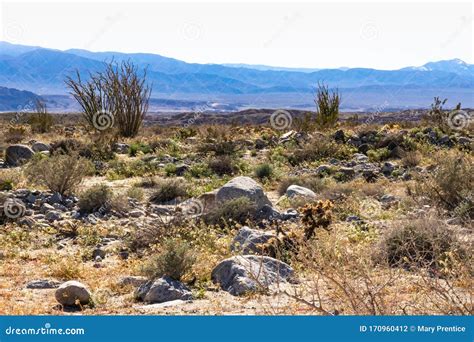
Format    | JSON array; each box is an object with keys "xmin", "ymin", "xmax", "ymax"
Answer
[{"xmin": 0, "ymin": 113, "xmax": 472, "ymax": 315}]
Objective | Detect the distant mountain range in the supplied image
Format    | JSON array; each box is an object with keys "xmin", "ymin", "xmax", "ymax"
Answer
[{"xmin": 0, "ymin": 41, "xmax": 473, "ymax": 112}]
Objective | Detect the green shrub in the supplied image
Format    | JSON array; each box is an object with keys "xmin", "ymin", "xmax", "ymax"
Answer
[
  {"xmin": 288, "ymin": 136, "xmax": 352, "ymax": 165},
  {"xmin": 126, "ymin": 187, "xmax": 144, "ymax": 201},
  {"xmin": 367, "ymin": 148, "xmax": 391, "ymax": 162},
  {"xmin": 129, "ymin": 142, "xmax": 153, "ymax": 157},
  {"xmin": 149, "ymin": 179, "xmax": 188, "ymax": 204},
  {"xmin": 25, "ymin": 154, "xmax": 93, "ymax": 195},
  {"xmin": 141, "ymin": 238, "xmax": 195, "ymax": 281},
  {"xmin": 203, "ymin": 197, "xmax": 257, "ymax": 226},
  {"xmin": 78, "ymin": 184, "xmax": 112, "ymax": 213},
  {"xmin": 408, "ymin": 151, "xmax": 473, "ymax": 220},
  {"xmin": 164, "ymin": 163, "xmax": 177, "ymax": 176},
  {"xmin": 28, "ymin": 100, "xmax": 54, "ymax": 133},
  {"xmin": 378, "ymin": 218, "xmax": 466, "ymax": 270},
  {"xmin": 254, "ymin": 163, "xmax": 273, "ymax": 180},
  {"xmin": 314, "ymin": 82, "xmax": 340, "ymax": 128},
  {"xmin": 207, "ymin": 156, "xmax": 236, "ymax": 176}
]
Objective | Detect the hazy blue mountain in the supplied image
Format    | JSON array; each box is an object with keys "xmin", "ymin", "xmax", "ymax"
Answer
[
  {"xmin": 0, "ymin": 85, "xmax": 41, "ymax": 111},
  {"xmin": 0, "ymin": 42, "xmax": 473, "ymax": 110}
]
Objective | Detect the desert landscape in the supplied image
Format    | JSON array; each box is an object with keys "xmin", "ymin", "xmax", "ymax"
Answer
[{"xmin": 0, "ymin": 65, "xmax": 472, "ymax": 315}]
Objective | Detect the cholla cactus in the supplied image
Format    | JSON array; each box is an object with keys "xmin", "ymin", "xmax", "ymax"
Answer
[{"xmin": 300, "ymin": 200, "xmax": 333, "ymax": 239}]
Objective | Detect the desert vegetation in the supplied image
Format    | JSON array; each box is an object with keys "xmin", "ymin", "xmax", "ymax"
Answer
[{"xmin": 0, "ymin": 91, "xmax": 472, "ymax": 315}]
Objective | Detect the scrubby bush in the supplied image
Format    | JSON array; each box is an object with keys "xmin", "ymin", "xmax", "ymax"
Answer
[
  {"xmin": 207, "ymin": 155, "xmax": 236, "ymax": 176},
  {"xmin": 25, "ymin": 154, "xmax": 93, "ymax": 195},
  {"xmin": 78, "ymin": 184, "xmax": 112, "ymax": 213},
  {"xmin": 314, "ymin": 82, "xmax": 340, "ymax": 128},
  {"xmin": 203, "ymin": 197, "xmax": 257, "ymax": 226},
  {"xmin": 408, "ymin": 151, "xmax": 473, "ymax": 220},
  {"xmin": 149, "ymin": 179, "xmax": 188, "ymax": 204},
  {"xmin": 28, "ymin": 100, "xmax": 54, "ymax": 133},
  {"xmin": 141, "ymin": 238, "xmax": 195, "ymax": 281},
  {"xmin": 287, "ymin": 136, "xmax": 352, "ymax": 165},
  {"xmin": 106, "ymin": 159, "xmax": 158, "ymax": 180},
  {"xmin": 126, "ymin": 186, "xmax": 144, "ymax": 201},
  {"xmin": 129, "ymin": 142, "xmax": 153, "ymax": 157},
  {"xmin": 50, "ymin": 138, "xmax": 88, "ymax": 156},
  {"xmin": 378, "ymin": 218, "xmax": 466, "ymax": 270},
  {"xmin": 401, "ymin": 150, "xmax": 421, "ymax": 167},
  {"xmin": 5, "ymin": 125, "xmax": 28, "ymax": 143},
  {"xmin": 254, "ymin": 163, "xmax": 273, "ymax": 180}
]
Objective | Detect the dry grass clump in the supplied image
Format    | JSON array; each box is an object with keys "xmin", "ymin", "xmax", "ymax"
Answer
[
  {"xmin": 203, "ymin": 197, "xmax": 257, "ymax": 227},
  {"xmin": 207, "ymin": 155, "xmax": 236, "ymax": 176},
  {"xmin": 287, "ymin": 135, "xmax": 352, "ymax": 166},
  {"xmin": 376, "ymin": 217, "xmax": 468, "ymax": 271},
  {"xmin": 408, "ymin": 150, "xmax": 473, "ymax": 220},
  {"xmin": 25, "ymin": 153, "xmax": 93, "ymax": 195},
  {"xmin": 141, "ymin": 238, "xmax": 196, "ymax": 281},
  {"xmin": 78, "ymin": 184, "xmax": 112, "ymax": 213},
  {"xmin": 149, "ymin": 178, "xmax": 188, "ymax": 204}
]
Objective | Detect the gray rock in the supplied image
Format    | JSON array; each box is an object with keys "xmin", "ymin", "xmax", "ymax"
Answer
[
  {"xmin": 315, "ymin": 164, "xmax": 332, "ymax": 175},
  {"xmin": 45, "ymin": 210, "xmax": 62, "ymax": 222},
  {"xmin": 92, "ymin": 248, "xmax": 106, "ymax": 259},
  {"xmin": 136, "ymin": 276, "xmax": 193, "ymax": 303},
  {"xmin": 256, "ymin": 204, "xmax": 281, "ymax": 221},
  {"xmin": 231, "ymin": 226, "xmax": 276, "ymax": 254},
  {"xmin": 48, "ymin": 193, "xmax": 63, "ymax": 205},
  {"xmin": 358, "ymin": 143, "xmax": 370, "ymax": 154},
  {"xmin": 31, "ymin": 142, "xmax": 51, "ymax": 152},
  {"xmin": 40, "ymin": 203, "xmax": 55, "ymax": 214},
  {"xmin": 281, "ymin": 208, "xmax": 299, "ymax": 220},
  {"xmin": 211, "ymin": 255, "xmax": 294, "ymax": 296},
  {"xmin": 353, "ymin": 153, "xmax": 369, "ymax": 162},
  {"xmin": 25, "ymin": 193, "xmax": 37, "ymax": 204},
  {"xmin": 26, "ymin": 279, "xmax": 60, "ymax": 289},
  {"xmin": 286, "ymin": 185, "xmax": 316, "ymax": 199},
  {"xmin": 457, "ymin": 136, "xmax": 472, "ymax": 146},
  {"xmin": 381, "ymin": 162, "xmax": 396, "ymax": 175},
  {"xmin": 113, "ymin": 143, "xmax": 130, "ymax": 154},
  {"xmin": 5, "ymin": 145, "xmax": 35, "ymax": 166},
  {"xmin": 18, "ymin": 217, "xmax": 36, "ymax": 228},
  {"xmin": 339, "ymin": 167, "xmax": 356, "ymax": 179},
  {"xmin": 216, "ymin": 176, "xmax": 271, "ymax": 210},
  {"xmin": 175, "ymin": 164, "xmax": 189, "ymax": 176},
  {"xmin": 129, "ymin": 210, "xmax": 144, "ymax": 218},
  {"xmin": 55, "ymin": 281, "xmax": 91, "ymax": 306}
]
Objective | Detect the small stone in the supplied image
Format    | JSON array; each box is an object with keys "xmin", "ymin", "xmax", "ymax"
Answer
[
  {"xmin": 129, "ymin": 210, "xmax": 144, "ymax": 218},
  {"xmin": 286, "ymin": 185, "xmax": 316, "ymax": 199},
  {"xmin": 31, "ymin": 142, "xmax": 51, "ymax": 152},
  {"xmin": 45, "ymin": 210, "xmax": 62, "ymax": 222},
  {"xmin": 55, "ymin": 281, "xmax": 91, "ymax": 306},
  {"xmin": 136, "ymin": 276, "xmax": 193, "ymax": 303},
  {"xmin": 26, "ymin": 279, "xmax": 60, "ymax": 289}
]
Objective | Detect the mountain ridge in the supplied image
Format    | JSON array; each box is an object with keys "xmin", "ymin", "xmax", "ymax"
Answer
[{"xmin": 0, "ymin": 41, "xmax": 473, "ymax": 110}]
